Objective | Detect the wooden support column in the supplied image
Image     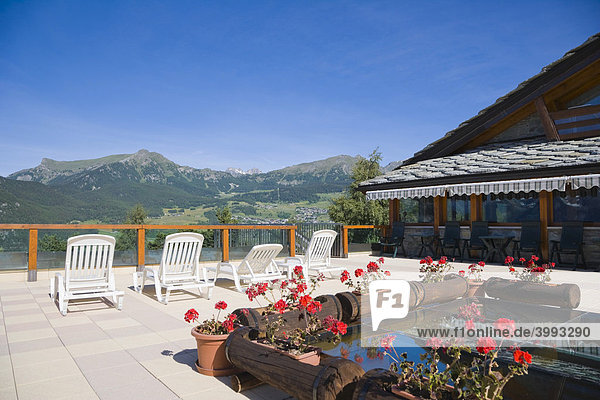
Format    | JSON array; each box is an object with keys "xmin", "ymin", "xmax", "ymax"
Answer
[
  {"xmin": 222, "ymin": 229, "xmax": 230, "ymax": 262},
  {"xmin": 389, "ymin": 199, "xmax": 399, "ymax": 223},
  {"xmin": 535, "ymin": 97, "xmax": 561, "ymax": 141},
  {"xmin": 433, "ymin": 196, "xmax": 442, "ymax": 234},
  {"xmin": 137, "ymin": 228, "xmax": 145, "ymax": 272},
  {"xmin": 342, "ymin": 227, "xmax": 349, "ymax": 258},
  {"xmin": 469, "ymin": 194, "xmax": 482, "ymax": 221},
  {"xmin": 539, "ymin": 191, "xmax": 550, "ymax": 261},
  {"xmin": 28, "ymin": 229, "xmax": 38, "ymax": 282},
  {"xmin": 289, "ymin": 227, "xmax": 296, "ymax": 257}
]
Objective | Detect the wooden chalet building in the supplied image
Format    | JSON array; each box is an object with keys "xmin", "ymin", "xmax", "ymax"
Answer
[{"xmin": 359, "ymin": 33, "xmax": 600, "ymax": 267}]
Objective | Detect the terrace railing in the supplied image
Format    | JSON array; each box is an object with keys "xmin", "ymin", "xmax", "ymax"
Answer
[
  {"xmin": 0, "ymin": 223, "xmax": 390, "ymax": 281},
  {"xmin": 0, "ymin": 224, "xmax": 297, "ymax": 282}
]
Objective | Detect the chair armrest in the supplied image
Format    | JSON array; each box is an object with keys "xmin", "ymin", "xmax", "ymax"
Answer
[{"xmin": 284, "ymin": 257, "xmax": 304, "ymax": 265}]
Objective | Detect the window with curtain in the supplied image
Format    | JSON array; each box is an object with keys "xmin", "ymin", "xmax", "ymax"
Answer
[
  {"xmin": 482, "ymin": 192, "xmax": 539, "ymax": 222},
  {"xmin": 553, "ymin": 188, "xmax": 600, "ymax": 222},
  {"xmin": 398, "ymin": 198, "xmax": 434, "ymax": 223},
  {"xmin": 446, "ymin": 195, "xmax": 470, "ymax": 222}
]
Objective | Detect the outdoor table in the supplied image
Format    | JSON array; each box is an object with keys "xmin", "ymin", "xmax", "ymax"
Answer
[
  {"xmin": 408, "ymin": 231, "xmax": 439, "ymax": 258},
  {"xmin": 480, "ymin": 234, "xmax": 515, "ymax": 263}
]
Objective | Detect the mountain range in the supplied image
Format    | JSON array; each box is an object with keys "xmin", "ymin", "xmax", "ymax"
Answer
[{"xmin": 2, "ymin": 150, "xmax": 394, "ymax": 224}]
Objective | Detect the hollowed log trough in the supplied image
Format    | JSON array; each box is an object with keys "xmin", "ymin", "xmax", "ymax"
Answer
[{"xmin": 225, "ymin": 326, "xmax": 365, "ymax": 400}]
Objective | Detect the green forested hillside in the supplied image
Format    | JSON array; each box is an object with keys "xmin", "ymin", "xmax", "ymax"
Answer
[{"xmin": 1, "ymin": 151, "xmax": 359, "ymax": 223}]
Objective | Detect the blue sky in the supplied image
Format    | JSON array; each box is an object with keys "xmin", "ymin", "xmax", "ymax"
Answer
[{"xmin": 1, "ymin": 1, "xmax": 599, "ymax": 177}]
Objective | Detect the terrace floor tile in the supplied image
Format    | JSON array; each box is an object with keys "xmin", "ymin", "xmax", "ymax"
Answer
[
  {"xmin": 13, "ymin": 357, "xmax": 82, "ymax": 386},
  {"xmin": 65, "ymin": 339, "xmax": 123, "ymax": 358},
  {"xmin": 11, "ymin": 347, "xmax": 72, "ymax": 368},
  {"xmin": 8, "ymin": 335, "xmax": 64, "ymax": 354},
  {"xmin": 74, "ymin": 350, "xmax": 137, "ymax": 374},
  {"xmin": 16, "ymin": 374, "xmax": 97, "ymax": 400}
]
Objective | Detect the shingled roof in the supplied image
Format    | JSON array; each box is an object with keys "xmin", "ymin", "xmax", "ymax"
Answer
[
  {"xmin": 402, "ymin": 33, "xmax": 600, "ymax": 166},
  {"xmin": 359, "ymin": 136, "xmax": 600, "ymax": 191}
]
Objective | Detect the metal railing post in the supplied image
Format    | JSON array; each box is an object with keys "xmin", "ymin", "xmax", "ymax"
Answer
[{"xmin": 28, "ymin": 229, "xmax": 38, "ymax": 282}]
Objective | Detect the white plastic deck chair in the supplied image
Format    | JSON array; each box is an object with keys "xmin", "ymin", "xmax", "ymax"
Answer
[
  {"xmin": 133, "ymin": 232, "xmax": 213, "ymax": 305},
  {"xmin": 278, "ymin": 229, "xmax": 341, "ymax": 279},
  {"xmin": 50, "ymin": 234, "xmax": 123, "ymax": 316},
  {"xmin": 211, "ymin": 244, "xmax": 284, "ymax": 293}
]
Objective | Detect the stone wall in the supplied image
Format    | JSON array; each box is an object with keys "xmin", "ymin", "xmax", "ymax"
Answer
[{"xmin": 486, "ymin": 112, "xmax": 546, "ymax": 144}]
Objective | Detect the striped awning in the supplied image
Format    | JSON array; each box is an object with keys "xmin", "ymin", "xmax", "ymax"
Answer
[{"xmin": 365, "ymin": 173, "xmax": 600, "ymax": 200}]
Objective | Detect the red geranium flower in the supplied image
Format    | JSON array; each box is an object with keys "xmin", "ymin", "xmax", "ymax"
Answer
[
  {"xmin": 377, "ymin": 257, "xmax": 384, "ymax": 264},
  {"xmin": 478, "ymin": 261, "xmax": 485, "ymax": 267},
  {"xmin": 493, "ymin": 318, "xmax": 516, "ymax": 336},
  {"xmin": 215, "ymin": 301, "xmax": 227, "ymax": 310},
  {"xmin": 355, "ymin": 268, "xmax": 364, "ymax": 277},
  {"xmin": 505, "ymin": 256, "xmax": 514, "ymax": 264},
  {"xmin": 293, "ymin": 265, "xmax": 304, "ymax": 277},
  {"xmin": 298, "ymin": 295, "xmax": 312, "ymax": 308},
  {"xmin": 306, "ymin": 300, "xmax": 322, "ymax": 314},
  {"xmin": 184, "ymin": 308, "xmax": 199, "ymax": 323},
  {"xmin": 384, "ymin": 270, "xmax": 391, "ymax": 276},
  {"xmin": 519, "ymin": 257, "xmax": 526, "ymax": 263},
  {"xmin": 476, "ymin": 337, "xmax": 497, "ymax": 354},
  {"xmin": 340, "ymin": 270, "xmax": 350, "ymax": 283},
  {"xmin": 513, "ymin": 349, "xmax": 532, "ymax": 364},
  {"xmin": 367, "ymin": 261, "xmax": 379, "ymax": 272},
  {"xmin": 380, "ymin": 334, "xmax": 396, "ymax": 351},
  {"xmin": 274, "ymin": 299, "xmax": 287, "ymax": 314},
  {"xmin": 354, "ymin": 354, "xmax": 364, "ymax": 363}
]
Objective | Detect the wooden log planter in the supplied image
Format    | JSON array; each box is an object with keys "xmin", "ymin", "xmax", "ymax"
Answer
[
  {"xmin": 336, "ymin": 292, "xmax": 361, "ymax": 324},
  {"xmin": 232, "ymin": 294, "xmax": 345, "ymax": 337},
  {"xmin": 352, "ymin": 368, "xmax": 400, "ymax": 400},
  {"xmin": 225, "ymin": 327, "xmax": 365, "ymax": 400},
  {"xmin": 484, "ymin": 277, "xmax": 581, "ymax": 309},
  {"xmin": 409, "ymin": 274, "xmax": 468, "ymax": 308}
]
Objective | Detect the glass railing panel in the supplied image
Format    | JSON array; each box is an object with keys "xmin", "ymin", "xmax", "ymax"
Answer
[
  {"xmin": 0, "ymin": 229, "xmax": 28, "ymax": 270},
  {"xmin": 348, "ymin": 228, "xmax": 381, "ymax": 253}
]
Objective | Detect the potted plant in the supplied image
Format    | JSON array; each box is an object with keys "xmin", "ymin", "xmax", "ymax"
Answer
[
  {"xmin": 340, "ymin": 258, "xmax": 391, "ymax": 294},
  {"xmin": 505, "ymin": 255, "xmax": 553, "ymax": 284},
  {"xmin": 419, "ymin": 256, "xmax": 453, "ymax": 283},
  {"xmin": 459, "ymin": 261, "xmax": 486, "ymax": 297},
  {"xmin": 379, "ymin": 328, "xmax": 532, "ymax": 399},
  {"xmin": 244, "ymin": 266, "xmax": 347, "ymax": 365},
  {"xmin": 184, "ymin": 301, "xmax": 239, "ymax": 376}
]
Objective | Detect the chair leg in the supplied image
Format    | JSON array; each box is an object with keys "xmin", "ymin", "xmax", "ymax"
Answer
[
  {"xmin": 132, "ymin": 272, "xmax": 138, "ymax": 292},
  {"xmin": 164, "ymin": 288, "xmax": 171, "ymax": 305},
  {"xmin": 116, "ymin": 294, "xmax": 123, "ymax": 310},
  {"xmin": 154, "ymin": 280, "xmax": 164, "ymax": 304},
  {"xmin": 141, "ymin": 270, "xmax": 148, "ymax": 293},
  {"xmin": 206, "ymin": 286, "xmax": 213, "ymax": 300},
  {"xmin": 392, "ymin": 245, "xmax": 398, "ymax": 258}
]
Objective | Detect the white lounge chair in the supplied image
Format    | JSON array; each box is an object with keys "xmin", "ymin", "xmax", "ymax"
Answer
[
  {"xmin": 211, "ymin": 244, "xmax": 284, "ymax": 293},
  {"xmin": 50, "ymin": 234, "xmax": 123, "ymax": 316},
  {"xmin": 133, "ymin": 232, "xmax": 213, "ymax": 304},
  {"xmin": 278, "ymin": 229, "xmax": 341, "ymax": 279}
]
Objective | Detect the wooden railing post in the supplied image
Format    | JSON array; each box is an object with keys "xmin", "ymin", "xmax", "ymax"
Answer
[
  {"xmin": 342, "ymin": 227, "xmax": 349, "ymax": 258},
  {"xmin": 28, "ymin": 229, "xmax": 38, "ymax": 282},
  {"xmin": 289, "ymin": 226, "xmax": 296, "ymax": 257},
  {"xmin": 137, "ymin": 227, "xmax": 145, "ymax": 272},
  {"xmin": 222, "ymin": 228, "xmax": 230, "ymax": 262}
]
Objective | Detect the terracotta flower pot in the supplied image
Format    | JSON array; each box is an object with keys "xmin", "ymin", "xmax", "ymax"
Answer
[
  {"xmin": 191, "ymin": 327, "xmax": 240, "ymax": 376},
  {"xmin": 466, "ymin": 280, "xmax": 485, "ymax": 297}
]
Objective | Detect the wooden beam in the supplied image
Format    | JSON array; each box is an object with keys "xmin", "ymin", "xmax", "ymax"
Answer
[
  {"xmin": 535, "ymin": 97, "xmax": 560, "ymax": 141},
  {"xmin": 28, "ymin": 229, "xmax": 38, "ymax": 282},
  {"xmin": 137, "ymin": 228, "xmax": 145, "ymax": 271},
  {"xmin": 549, "ymin": 104, "xmax": 600, "ymax": 120},
  {"xmin": 539, "ymin": 191, "xmax": 550, "ymax": 261},
  {"xmin": 559, "ymin": 129, "xmax": 600, "ymax": 140},
  {"xmin": 222, "ymin": 229, "xmax": 230, "ymax": 262},
  {"xmin": 554, "ymin": 117, "xmax": 600, "ymax": 131}
]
